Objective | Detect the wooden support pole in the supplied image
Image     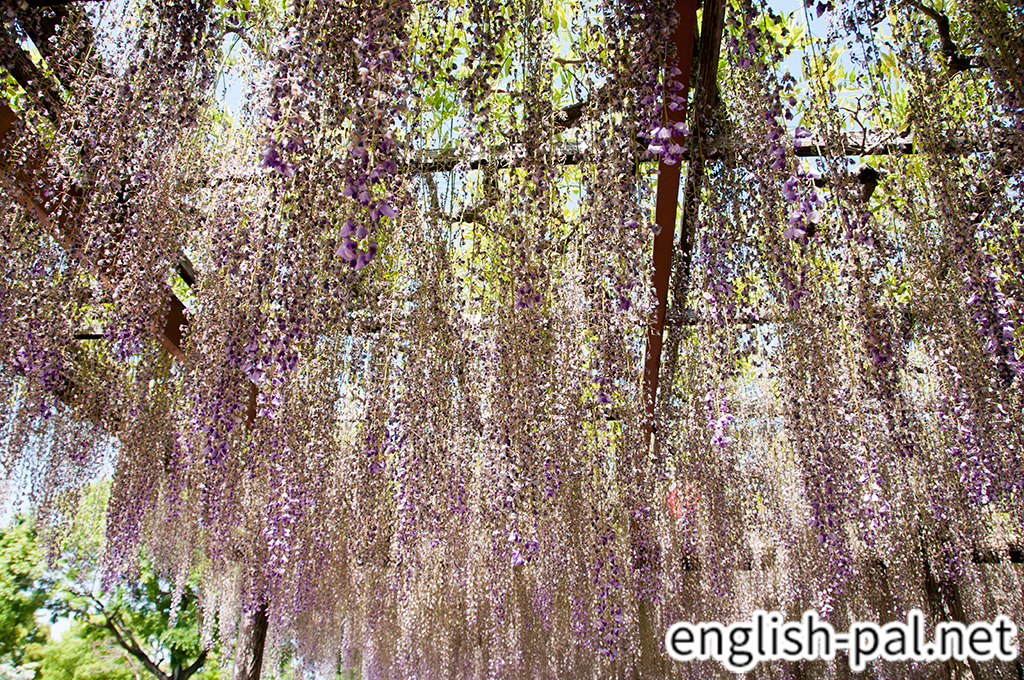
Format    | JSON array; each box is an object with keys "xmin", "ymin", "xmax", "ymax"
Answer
[
  {"xmin": 634, "ymin": 2, "xmax": 699, "ymax": 676},
  {"xmin": 643, "ymin": 0, "xmax": 699, "ymax": 439},
  {"xmin": 652, "ymin": 0, "xmax": 726, "ymax": 463}
]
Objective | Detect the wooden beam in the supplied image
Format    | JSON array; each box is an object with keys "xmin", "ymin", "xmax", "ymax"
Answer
[
  {"xmin": 1, "ymin": 101, "xmax": 188, "ymax": 357},
  {"xmin": 160, "ymin": 295, "xmax": 188, "ymax": 361},
  {"xmin": 0, "ymin": 24, "xmax": 64, "ymax": 122},
  {"xmin": 397, "ymin": 128, "xmax": 1018, "ymax": 174}
]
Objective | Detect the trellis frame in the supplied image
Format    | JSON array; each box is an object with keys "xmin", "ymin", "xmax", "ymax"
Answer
[{"xmin": 2, "ymin": 5, "xmax": 1022, "ymax": 679}]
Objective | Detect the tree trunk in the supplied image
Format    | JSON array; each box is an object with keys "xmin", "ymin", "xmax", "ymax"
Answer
[{"xmin": 232, "ymin": 602, "xmax": 269, "ymax": 680}]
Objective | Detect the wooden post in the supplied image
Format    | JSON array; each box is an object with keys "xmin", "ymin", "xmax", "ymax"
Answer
[
  {"xmin": 635, "ymin": 1, "xmax": 699, "ymax": 677},
  {"xmin": 643, "ymin": 0, "xmax": 699, "ymax": 441},
  {"xmin": 652, "ymin": 0, "xmax": 726, "ymax": 468}
]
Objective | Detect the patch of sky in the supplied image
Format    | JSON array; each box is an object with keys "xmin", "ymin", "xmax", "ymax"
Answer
[
  {"xmin": 213, "ymin": 32, "xmax": 253, "ymax": 119},
  {"xmin": 771, "ymin": 0, "xmax": 907, "ymax": 141}
]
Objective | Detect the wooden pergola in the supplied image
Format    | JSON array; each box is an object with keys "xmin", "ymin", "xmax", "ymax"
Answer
[{"xmin": 3, "ymin": 3, "xmax": 1017, "ymax": 678}]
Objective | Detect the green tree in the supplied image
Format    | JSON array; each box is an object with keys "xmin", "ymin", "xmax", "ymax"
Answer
[
  {"xmin": 0, "ymin": 497, "xmax": 222, "ymax": 680},
  {"xmin": 38, "ymin": 625, "xmax": 142, "ymax": 680},
  {"xmin": 0, "ymin": 518, "xmax": 48, "ymax": 669},
  {"xmin": 44, "ymin": 483, "xmax": 220, "ymax": 680},
  {"xmin": 47, "ymin": 560, "xmax": 218, "ymax": 680}
]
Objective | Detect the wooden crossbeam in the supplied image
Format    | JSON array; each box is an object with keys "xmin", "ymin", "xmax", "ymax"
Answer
[
  {"xmin": 1, "ymin": 101, "xmax": 189, "ymax": 359},
  {"xmin": 399, "ymin": 128, "xmax": 1018, "ymax": 174},
  {"xmin": 0, "ymin": 23, "xmax": 64, "ymax": 122}
]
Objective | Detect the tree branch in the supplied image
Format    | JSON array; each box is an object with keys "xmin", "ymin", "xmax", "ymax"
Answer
[
  {"xmin": 103, "ymin": 611, "xmax": 170, "ymax": 680},
  {"xmin": 904, "ymin": 0, "xmax": 979, "ymax": 73},
  {"xmin": 552, "ymin": 82, "xmax": 613, "ymax": 131},
  {"xmin": 57, "ymin": 584, "xmax": 206, "ymax": 680},
  {"xmin": 177, "ymin": 649, "xmax": 208, "ymax": 680}
]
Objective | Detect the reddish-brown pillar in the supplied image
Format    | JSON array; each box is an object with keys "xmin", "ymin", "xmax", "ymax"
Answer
[{"xmin": 643, "ymin": 0, "xmax": 700, "ymax": 438}]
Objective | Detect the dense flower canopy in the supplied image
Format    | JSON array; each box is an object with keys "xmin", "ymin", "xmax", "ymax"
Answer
[{"xmin": 1, "ymin": 0, "xmax": 1023, "ymax": 676}]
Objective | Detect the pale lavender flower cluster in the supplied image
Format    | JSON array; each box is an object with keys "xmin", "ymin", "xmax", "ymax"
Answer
[
  {"xmin": 939, "ymin": 389, "xmax": 998, "ymax": 506},
  {"xmin": 778, "ymin": 267, "xmax": 810, "ymax": 310},
  {"xmin": 259, "ymin": 28, "xmax": 308, "ymax": 179},
  {"xmin": 726, "ymin": 7, "xmax": 762, "ymax": 70},
  {"xmin": 514, "ymin": 280, "xmax": 541, "ymax": 310},
  {"xmin": 593, "ymin": 525, "xmax": 626, "ymax": 659},
  {"xmin": 630, "ymin": 2, "xmax": 689, "ymax": 165},
  {"xmin": 333, "ymin": 22, "xmax": 409, "ymax": 271},
  {"xmin": 705, "ymin": 391, "xmax": 734, "ymax": 448},
  {"xmin": 965, "ymin": 263, "xmax": 1021, "ymax": 382},
  {"xmin": 645, "ymin": 93, "xmax": 690, "ymax": 165},
  {"xmin": 782, "ymin": 158, "xmax": 824, "ymax": 241}
]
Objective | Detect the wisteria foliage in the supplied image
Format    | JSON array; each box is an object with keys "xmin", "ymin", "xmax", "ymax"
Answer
[{"xmin": 1, "ymin": 0, "xmax": 1023, "ymax": 676}]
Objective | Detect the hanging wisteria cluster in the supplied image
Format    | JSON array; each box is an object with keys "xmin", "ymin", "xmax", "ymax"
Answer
[{"xmin": 2, "ymin": 0, "xmax": 1024, "ymax": 675}]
